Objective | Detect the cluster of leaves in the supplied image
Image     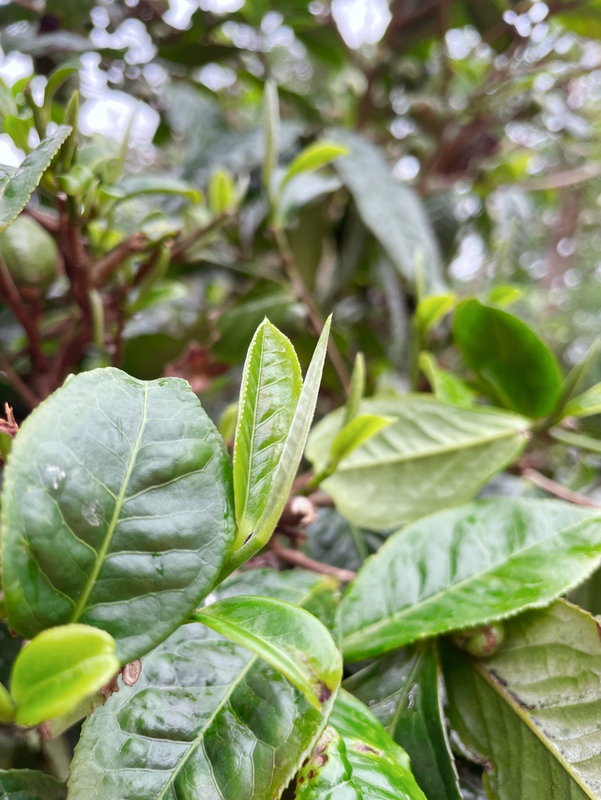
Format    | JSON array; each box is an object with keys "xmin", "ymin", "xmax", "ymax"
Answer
[{"xmin": 2, "ymin": 2, "xmax": 601, "ymax": 800}]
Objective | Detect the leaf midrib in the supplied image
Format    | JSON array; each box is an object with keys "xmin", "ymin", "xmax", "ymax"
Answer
[
  {"xmin": 332, "ymin": 425, "xmax": 527, "ymax": 472},
  {"xmin": 71, "ymin": 382, "xmax": 149, "ymax": 622},
  {"xmin": 342, "ymin": 511, "xmax": 601, "ymax": 653},
  {"xmin": 155, "ymin": 583, "xmax": 324, "ymax": 800},
  {"xmin": 473, "ymin": 655, "xmax": 596, "ymax": 799}
]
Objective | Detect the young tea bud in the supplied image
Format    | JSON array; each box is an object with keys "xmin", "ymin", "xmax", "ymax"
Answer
[{"xmin": 452, "ymin": 622, "xmax": 505, "ymax": 658}]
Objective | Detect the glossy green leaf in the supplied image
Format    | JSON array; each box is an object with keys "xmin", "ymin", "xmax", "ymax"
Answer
[
  {"xmin": 343, "ymin": 352, "xmax": 365, "ymax": 427},
  {"xmin": 302, "ymin": 690, "xmax": 427, "ymax": 800},
  {"xmin": 282, "ymin": 141, "xmax": 348, "ymax": 188},
  {"xmin": 419, "ymin": 352, "xmax": 476, "ymax": 408},
  {"xmin": 191, "ymin": 595, "xmax": 341, "ymax": 709},
  {"xmin": 208, "ymin": 168, "xmax": 237, "ymax": 216},
  {"xmin": 443, "ymin": 601, "xmax": 601, "ymax": 799},
  {"xmin": 484, "ymin": 284, "xmax": 524, "ymax": 307},
  {"xmin": 0, "ymin": 770, "xmax": 66, "ymax": 800},
  {"xmin": 69, "ymin": 570, "xmax": 340, "ymax": 800},
  {"xmin": 340, "ymin": 498, "xmax": 601, "ymax": 660},
  {"xmin": 415, "ymin": 294, "xmax": 455, "ymax": 333},
  {"xmin": 453, "ymin": 299, "xmax": 563, "ymax": 418},
  {"xmin": 333, "ymin": 131, "xmax": 443, "ymax": 291},
  {"xmin": 550, "ymin": 426, "xmax": 601, "ymax": 454},
  {"xmin": 306, "ymin": 397, "xmax": 528, "ymax": 530},
  {"xmin": 11, "ymin": 624, "xmax": 119, "ymax": 727},
  {"xmin": 345, "ymin": 643, "xmax": 461, "ymax": 800},
  {"xmin": 0, "ymin": 682, "xmax": 14, "ymax": 724},
  {"xmin": 563, "ymin": 382, "xmax": 601, "ymax": 419},
  {"xmin": 329, "ymin": 414, "xmax": 395, "ymax": 472},
  {"xmin": 0, "ymin": 126, "xmax": 71, "ymax": 232},
  {"xmin": 232, "ymin": 319, "xmax": 302, "ymax": 548},
  {"xmin": 222, "ymin": 317, "xmax": 331, "ymax": 577},
  {"xmin": 1, "ymin": 367, "xmax": 235, "ymax": 663}
]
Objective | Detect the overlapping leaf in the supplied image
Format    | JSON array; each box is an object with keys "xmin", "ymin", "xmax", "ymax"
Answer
[
  {"xmin": 453, "ymin": 299, "xmax": 563, "ymax": 418},
  {"xmin": 0, "ymin": 126, "xmax": 71, "ymax": 231},
  {"xmin": 443, "ymin": 601, "xmax": 601, "ymax": 799},
  {"xmin": 340, "ymin": 499, "xmax": 601, "ymax": 660},
  {"xmin": 345, "ymin": 643, "xmax": 461, "ymax": 800},
  {"xmin": 1, "ymin": 367, "xmax": 235, "ymax": 663},
  {"xmin": 306, "ymin": 397, "xmax": 529, "ymax": 530},
  {"xmin": 297, "ymin": 690, "xmax": 427, "ymax": 800},
  {"xmin": 0, "ymin": 770, "xmax": 66, "ymax": 800},
  {"xmin": 69, "ymin": 570, "xmax": 341, "ymax": 800}
]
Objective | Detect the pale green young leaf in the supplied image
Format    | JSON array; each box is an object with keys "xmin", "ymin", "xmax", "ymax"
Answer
[
  {"xmin": 343, "ymin": 351, "xmax": 365, "ymax": 427},
  {"xmin": 232, "ymin": 319, "xmax": 302, "ymax": 548},
  {"xmin": 330, "ymin": 414, "xmax": 395, "ymax": 472},
  {"xmin": 562, "ymin": 382, "xmax": 601, "ymax": 419},
  {"xmin": 340, "ymin": 499, "xmax": 601, "ymax": 661},
  {"xmin": 191, "ymin": 595, "xmax": 342, "ymax": 708},
  {"xmin": 0, "ymin": 682, "xmax": 15, "ymax": 723},
  {"xmin": 553, "ymin": 338, "xmax": 600, "ymax": 419},
  {"xmin": 419, "ymin": 352, "xmax": 476, "ymax": 408},
  {"xmin": 11, "ymin": 624, "xmax": 119, "ymax": 727},
  {"xmin": 415, "ymin": 293, "xmax": 455, "ymax": 333},
  {"xmin": 281, "ymin": 141, "xmax": 348, "ymax": 188},
  {"xmin": 222, "ymin": 317, "xmax": 331, "ymax": 578},
  {"xmin": 550, "ymin": 426, "xmax": 601, "ymax": 454},
  {"xmin": 443, "ymin": 601, "xmax": 601, "ymax": 799},
  {"xmin": 0, "ymin": 126, "xmax": 71, "ymax": 232},
  {"xmin": 208, "ymin": 168, "xmax": 237, "ymax": 216}
]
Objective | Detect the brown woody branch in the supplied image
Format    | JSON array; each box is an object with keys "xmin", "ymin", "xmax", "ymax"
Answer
[
  {"xmin": 92, "ymin": 232, "xmax": 148, "ymax": 287},
  {"xmin": 269, "ymin": 538, "xmax": 356, "ymax": 583},
  {"xmin": 0, "ymin": 254, "xmax": 47, "ymax": 374},
  {"xmin": 0, "ymin": 354, "xmax": 40, "ymax": 409}
]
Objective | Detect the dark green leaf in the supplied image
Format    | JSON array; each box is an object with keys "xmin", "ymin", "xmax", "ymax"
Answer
[
  {"xmin": 340, "ymin": 499, "xmax": 601, "ymax": 660},
  {"xmin": 69, "ymin": 570, "xmax": 339, "ymax": 800},
  {"xmin": 11, "ymin": 624, "xmax": 119, "ymax": 727},
  {"xmin": 1, "ymin": 367, "xmax": 235, "ymax": 663},
  {"xmin": 332, "ymin": 131, "xmax": 443, "ymax": 292},
  {"xmin": 191, "ymin": 595, "xmax": 342, "ymax": 708},
  {"xmin": 306, "ymin": 397, "xmax": 528, "ymax": 530},
  {"xmin": 0, "ymin": 770, "xmax": 66, "ymax": 800},
  {"xmin": 453, "ymin": 299, "xmax": 563, "ymax": 418},
  {"xmin": 0, "ymin": 126, "xmax": 71, "ymax": 232},
  {"xmin": 345, "ymin": 643, "xmax": 461, "ymax": 800},
  {"xmin": 443, "ymin": 601, "xmax": 601, "ymax": 799}
]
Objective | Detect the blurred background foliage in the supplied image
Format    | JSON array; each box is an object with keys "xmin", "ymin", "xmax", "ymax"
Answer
[{"xmin": 1, "ymin": 0, "xmax": 601, "ymax": 451}]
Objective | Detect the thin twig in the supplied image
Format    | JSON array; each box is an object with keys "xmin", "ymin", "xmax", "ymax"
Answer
[
  {"xmin": 24, "ymin": 206, "xmax": 60, "ymax": 235},
  {"xmin": 0, "ymin": 353, "xmax": 40, "ymax": 409},
  {"xmin": 273, "ymin": 227, "xmax": 350, "ymax": 392},
  {"xmin": 522, "ymin": 468, "xmax": 601, "ymax": 509},
  {"xmin": 0, "ymin": 254, "xmax": 47, "ymax": 373},
  {"xmin": 92, "ymin": 232, "xmax": 148, "ymax": 287},
  {"xmin": 270, "ymin": 538, "xmax": 356, "ymax": 582},
  {"xmin": 170, "ymin": 213, "xmax": 231, "ymax": 262}
]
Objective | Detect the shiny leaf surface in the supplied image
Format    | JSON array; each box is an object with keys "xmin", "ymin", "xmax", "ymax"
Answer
[
  {"xmin": 1, "ymin": 367, "xmax": 235, "ymax": 663},
  {"xmin": 222, "ymin": 317, "xmax": 330, "ymax": 576},
  {"xmin": 345, "ymin": 643, "xmax": 461, "ymax": 800},
  {"xmin": 69, "ymin": 570, "xmax": 340, "ymax": 800},
  {"xmin": 563, "ymin": 382, "xmax": 601, "ymax": 419},
  {"xmin": 232, "ymin": 319, "xmax": 302, "ymax": 547},
  {"xmin": 443, "ymin": 601, "xmax": 601, "ymax": 799},
  {"xmin": 340, "ymin": 499, "xmax": 601, "ymax": 660},
  {"xmin": 453, "ymin": 299, "xmax": 563, "ymax": 418},
  {"xmin": 191, "ymin": 595, "xmax": 342, "ymax": 709},
  {"xmin": 306, "ymin": 397, "xmax": 528, "ymax": 530},
  {"xmin": 0, "ymin": 126, "xmax": 71, "ymax": 232},
  {"xmin": 310, "ymin": 690, "xmax": 427, "ymax": 800},
  {"xmin": 0, "ymin": 770, "xmax": 66, "ymax": 800},
  {"xmin": 281, "ymin": 142, "xmax": 348, "ymax": 188},
  {"xmin": 11, "ymin": 624, "xmax": 119, "ymax": 727}
]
